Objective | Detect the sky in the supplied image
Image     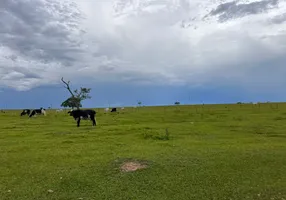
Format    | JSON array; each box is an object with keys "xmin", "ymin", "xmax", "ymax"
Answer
[{"xmin": 0, "ymin": 0, "xmax": 286, "ymax": 109}]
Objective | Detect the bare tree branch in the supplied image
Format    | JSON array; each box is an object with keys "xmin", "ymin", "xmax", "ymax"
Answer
[
  {"xmin": 61, "ymin": 77, "xmax": 74, "ymax": 97},
  {"xmin": 77, "ymin": 88, "xmax": 83, "ymax": 98}
]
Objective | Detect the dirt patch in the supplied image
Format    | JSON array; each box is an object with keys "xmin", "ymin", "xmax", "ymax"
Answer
[
  {"xmin": 112, "ymin": 158, "xmax": 151, "ymax": 173},
  {"xmin": 120, "ymin": 161, "xmax": 147, "ymax": 172}
]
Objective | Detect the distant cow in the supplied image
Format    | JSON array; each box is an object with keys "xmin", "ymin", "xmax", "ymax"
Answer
[
  {"xmin": 68, "ymin": 109, "xmax": 96, "ymax": 127},
  {"xmin": 29, "ymin": 108, "xmax": 46, "ymax": 117},
  {"xmin": 20, "ymin": 109, "xmax": 31, "ymax": 116},
  {"xmin": 111, "ymin": 108, "xmax": 117, "ymax": 112}
]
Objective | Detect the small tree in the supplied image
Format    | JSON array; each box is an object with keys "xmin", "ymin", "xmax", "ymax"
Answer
[
  {"xmin": 138, "ymin": 101, "xmax": 142, "ymax": 106},
  {"xmin": 60, "ymin": 77, "xmax": 91, "ymax": 109},
  {"xmin": 174, "ymin": 101, "xmax": 180, "ymax": 105}
]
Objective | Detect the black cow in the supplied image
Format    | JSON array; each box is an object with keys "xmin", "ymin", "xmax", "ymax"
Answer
[
  {"xmin": 68, "ymin": 109, "xmax": 96, "ymax": 127},
  {"xmin": 20, "ymin": 109, "xmax": 31, "ymax": 116},
  {"xmin": 29, "ymin": 108, "xmax": 46, "ymax": 118},
  {"xmin": 111, "ymin": 107, "xmax": 117, "ymax": 112}
]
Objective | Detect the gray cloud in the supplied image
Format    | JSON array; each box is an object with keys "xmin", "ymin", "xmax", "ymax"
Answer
[
  {"xmin": 0, "ymin": 0, "xmax": 87, "ymax": 90},
  {"xmin": 209, "ymin": 0, "xmax": 279, "ymax": 22},
  {"xmin": 0, "ymin": 0, "xmax": 85, "ymax": 64},
  {"xmin": 0, "ymin": 0, "xmax": 286, "ymax": 91},
  {"xmin": 270, "ymin": 13, "xmax": 286, "ymax": 23}
]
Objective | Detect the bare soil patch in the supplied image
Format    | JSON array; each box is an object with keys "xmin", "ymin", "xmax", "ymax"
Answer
[{"xmin": 120, "ymin": 161, "xmax": 147, "ymax": 172}]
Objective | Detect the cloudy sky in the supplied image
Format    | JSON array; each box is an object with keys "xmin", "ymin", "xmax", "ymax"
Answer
[{"xmin": 0, "ymin": 0, "xmax": 286, "ymax": 108}]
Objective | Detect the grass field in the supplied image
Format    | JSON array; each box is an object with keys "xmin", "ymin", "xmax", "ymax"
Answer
[{"xmin": 1, "ymin": 103, "xmax": 286, "ymax": 200}]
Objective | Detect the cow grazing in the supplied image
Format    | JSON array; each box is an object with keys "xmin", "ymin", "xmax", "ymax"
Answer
[
  {"xmin": 68, "ymin": 109, "xmax": 96, "ymax": 127},
  {"xmin": 111, "ymin": 107, "xmax": 117, "ymax": 112},
  {"xmin": 29, "ymin": 108, "xmax": 46, "ymax": 118},
  {"xmin": 20, "ymin": 109, "xmax": 31, "ymax": 116}
]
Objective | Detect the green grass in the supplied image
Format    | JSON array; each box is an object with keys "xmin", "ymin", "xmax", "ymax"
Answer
[{"xmin": 1, "ymin": 103, "xmax": 286, "ymax": 200}]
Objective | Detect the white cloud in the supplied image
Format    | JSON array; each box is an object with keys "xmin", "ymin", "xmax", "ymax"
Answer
[{"xmin": 0, "ymin": 0, "xmax": 286, "ymax": 91}]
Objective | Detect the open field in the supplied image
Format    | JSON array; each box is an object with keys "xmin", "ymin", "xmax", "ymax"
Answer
[{"xmin": 1, "ymin": 103, "xmax": 286, "ymax": 200}]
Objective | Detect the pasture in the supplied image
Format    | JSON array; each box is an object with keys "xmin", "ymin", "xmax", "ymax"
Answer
[{"xmin": 1, "ymin": 103, "xmax": 286, "ymax": 200}]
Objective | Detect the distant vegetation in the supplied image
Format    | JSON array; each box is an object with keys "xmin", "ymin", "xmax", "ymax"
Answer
[{"xmin": 174, "ymin": 101, "xmax": 180, "ymax": 105}]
